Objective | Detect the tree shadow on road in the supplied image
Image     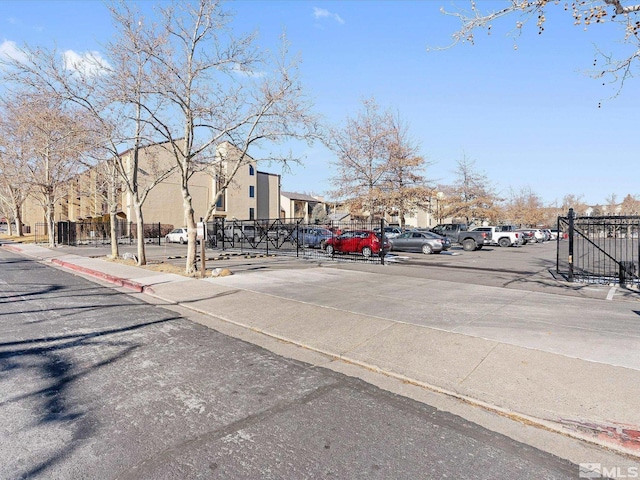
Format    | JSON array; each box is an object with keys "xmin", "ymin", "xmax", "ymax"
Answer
[{"xmin": 0, "ymin": 317, "xmax": 180, "ymax": 479}]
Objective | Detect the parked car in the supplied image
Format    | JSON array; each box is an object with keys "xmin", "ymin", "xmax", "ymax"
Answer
[
  {"xmin": 223, "ymin": 224, "xmax": 256, "ymax": 242},
  {"xmin": 550, "ymin": 229, "xmax": 564, "ymax": 240},
  {"xmin": 165, "ymin": 227, "xmax": 188, "ymax": 244},
  {"xmin": 373, "ymin": 226, "xmax": 404, "ymax": 239},
  {"xmin": 323, "ymin": 230, "xmax": 391, "ymax": 257},
  {"xmin": 412, "ymin": 229, "xmax": 452, "ymax": 250},
  {"xmin": 298, "ymin": 227, "xmax": 333, "ymax": 248},
  {"xmin": 389, "ymin": 230, "xmax": 449, "ymax": 254},
  {"xmin": 516, "ymin": 229, "xmax": 535, "ymax": 244},
  {"xmin": 532, "ymin": 229, "xmax": 546, "ymax": 242},
  {"xmin": 430, "ymin": 223, "xmax": 488, "ymax": 251},
  {"xmin": 470, "ymin": 226, "xmax": 523, "ymax": 247}
]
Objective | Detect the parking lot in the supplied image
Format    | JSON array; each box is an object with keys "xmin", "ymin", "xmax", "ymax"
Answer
[{"xmin": 48, "ymin": 239, "xmax": 639, "ymax": 303}]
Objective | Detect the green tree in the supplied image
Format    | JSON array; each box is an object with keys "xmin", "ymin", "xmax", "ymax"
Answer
[{"xmin": 311, "ymin": 203, "xmax": 329, "ymax": 224}]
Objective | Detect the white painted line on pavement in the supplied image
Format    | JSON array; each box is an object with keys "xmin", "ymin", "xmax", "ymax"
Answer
[{"xmin": 606, "ymin": 286, "xmax": 616, "ymax": 301}]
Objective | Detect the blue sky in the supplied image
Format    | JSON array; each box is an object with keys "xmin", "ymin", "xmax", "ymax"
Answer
[{"xmin": 1, "ymin": 0, "xmax": 638, "ymax": 207}]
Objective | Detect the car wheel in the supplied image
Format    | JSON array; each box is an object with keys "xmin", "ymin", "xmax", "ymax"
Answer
[
  {"xmin": 362, "ymin": 246, "xmax": 372, "ymax": 258},
  {"xmin": 179, "ymin": 237, "xmax": 185, "ymax": 244},
  {"xmin": 498, "ymin": 237, "xmax": 511, "ymax": 248},
  {"xmin": 326, "ymin": 245, "xmax": 334, "ymax": 255},
  {"xmin": 462, "ymin": 239, "xmax": 476, "ymax": 251},
  {"xmin": 319, "ymin": 239, "xmax": 326, "ymax": 250},
  {"xmin": 421, "ymin": 244, "xmax": 433, "ymax": 255},
  {"xmin": 165, "ymin": 236, "xmax": 170, "ymax": 243}
]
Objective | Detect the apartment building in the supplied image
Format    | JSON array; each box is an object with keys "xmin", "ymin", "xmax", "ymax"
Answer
[{"xmin": 20, "ymin": 141, "xmax": 281, "ymax": 230}]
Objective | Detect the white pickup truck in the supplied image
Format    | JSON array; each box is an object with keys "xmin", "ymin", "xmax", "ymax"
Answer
[{"xmin": 470, "ymin": 226, "xmax": 523, "ymax": 247}]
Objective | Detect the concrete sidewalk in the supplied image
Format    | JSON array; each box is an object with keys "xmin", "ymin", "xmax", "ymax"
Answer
[{"xmin": 4, "ymin": 242, "xmax": 640, "ymax": 459}]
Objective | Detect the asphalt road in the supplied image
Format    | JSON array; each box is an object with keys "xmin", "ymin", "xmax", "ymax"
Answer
[{"xmin": 0, "ymin": 248, "xmax": 579, "ymax": 479}]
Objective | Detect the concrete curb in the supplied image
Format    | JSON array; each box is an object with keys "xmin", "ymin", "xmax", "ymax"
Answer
[
  {"xmin": 179, "ymin": 300, "xmax": 640, "ymax": 459},
  {"xmin": 49, "ymin": 258, "xmax": 146, "ymax": 293}
]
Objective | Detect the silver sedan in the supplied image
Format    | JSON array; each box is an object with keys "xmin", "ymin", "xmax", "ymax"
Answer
[{"xmin": 390, "ymin": 231, "xmax": 446, "ymax": 255}]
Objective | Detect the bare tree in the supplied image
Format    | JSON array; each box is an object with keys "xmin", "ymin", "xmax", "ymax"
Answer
[
  {"xmin": 328, "ymin": 98, "xmax": 395, "ymax": 220},
  {"xmin": 381, "ymin": 113, "xmax": 433, "ymax": 228},
  {"xmin": 0, "ymin": 105, "xmax": 32, "ymax": 236},
  {"xmin": 441, "ymin": 155, "xmax": 501, "ymax": 225},
  {"xmin": 130, "ymin": 0, "xmax": 318, "ymax": 274},
  {"xmin": 1, "ymin": 3, "xmax": 176, "ymax": 263},
  {"xmin": 560, "ymin": 193, "xmax": 589, "ymax": 216},
  {"xmin": 620, "ymin": 193, "xmax": 640, "ymax": 214},
  {"xmin": 3, "ymin": 92, "xmax": 99, "ymax": 247},
  {"xmin": 605, "ymin": 192, "xmax": 619, "ymax": 214},
  {"xmin": 328, "ymin": 99, "xmax": 433, "ymax": 227},
  {"xmin": 103, "ymin": 2, "xmax": 178, "ymax": 264},
  {"xmin": 503, "ymin": 186, "xmax": 546, "ymax": 227},
  {"xmin": 78, "ymin": 157, "xmax": 124, "ymax": 258},
  {"xmin": 441, "ymin": 0, "xmax": 640, "ymax": 93}
]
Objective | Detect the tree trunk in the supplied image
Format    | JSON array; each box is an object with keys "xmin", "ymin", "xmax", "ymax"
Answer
[
  {"xmin": 46, "ymin": 196, "xmax": 55, "ymax": 248},
  {"xmin": 182, "ymin": 187, "xmax": 197, "ymax": 275},
  {"xmin": 133, "ymin": 202, "xmax": 146, "ymax": 265},
  {"xmin": 109, "ymin": 181, "xmax": 119, "ymax": 258},
  {"xmin": 109, "ymin": 211, "xmax": 119, "ymax": 258},
  {"xmin": 14, "ymin": 207, "xmax": 23, "ymax": 236}
]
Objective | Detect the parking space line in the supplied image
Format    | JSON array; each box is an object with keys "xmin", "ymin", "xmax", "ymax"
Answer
[{"xmin": 606, "ymin": 286, "xmax": 617, "ymax": 301}]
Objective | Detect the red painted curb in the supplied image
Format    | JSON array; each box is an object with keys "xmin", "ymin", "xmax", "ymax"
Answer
[{"xmin": 50, "ymin": 258, "xmax": 144, "ymax": 293}]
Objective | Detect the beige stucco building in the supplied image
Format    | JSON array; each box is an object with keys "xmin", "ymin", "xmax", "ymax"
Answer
[
  {"xmin": 280, "ymin": 191, "xmax": 323, "ymax": 222},
  {"xmin": 21, "ymin": 141, "xmax": 281, "ymax": 230}
]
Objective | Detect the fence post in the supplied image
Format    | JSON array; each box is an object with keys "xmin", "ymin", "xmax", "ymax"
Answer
[
  {"xmin": 380, "ymin": 218, "xmax": 385, "ymax": 266},
  {"xmin": 568, "ymin": 208, "xmax": 574, "ymax": 282},
  {"xmin": 556, "ymin": 215, "xmax": 560, "ymax": 275},
  {"xmin": 221, "ymin": 218, "xmax": 225, "ymax": 250},
  {"xmin": 157, "ymin": 222, "xmax": 160, "ymax": 246}
]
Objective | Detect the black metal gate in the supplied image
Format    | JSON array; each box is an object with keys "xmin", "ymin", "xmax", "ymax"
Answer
[
  {"xmin": 557, "ymin": 208, "xmax": 640, "ymax": 286},
  {"xmin": 206, "ymin": 217, "xmax": 389, "ymax": 264}
]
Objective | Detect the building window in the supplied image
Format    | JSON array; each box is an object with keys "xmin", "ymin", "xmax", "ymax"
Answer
[
  {"xmin": 249, "ymin": 165, "xmax": 255, "ymax": 176},
  {"xmin": 249, "ymin": 207, "xmax": 255, "ymax": 220},
  {"xmin": 249, "ymin": 185, "xmax": 255, "ymax": 198}
]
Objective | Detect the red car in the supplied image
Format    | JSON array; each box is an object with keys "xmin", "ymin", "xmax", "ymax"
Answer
[{"xmin": 323, "ymin": 230, "xmax": 391, "ymax": 257}]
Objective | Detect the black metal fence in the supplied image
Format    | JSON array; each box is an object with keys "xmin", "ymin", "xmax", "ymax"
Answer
[
  {"xmin": 33, "ymin": 217, "xmax": 390, "ymax": 264},
  {"xmin": 34, "ymin": 220, "xmax": 173, "ymax": 246},
  {"xmin": 557, "ymin": 209, "xmax": 640, "ymax": 286},
  {"xmin": 206, "ymin": 217, "xmax": 389, "ymax": 264}
]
